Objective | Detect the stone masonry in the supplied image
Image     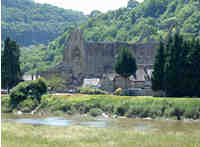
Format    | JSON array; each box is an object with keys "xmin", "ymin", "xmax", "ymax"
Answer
[{"xmin": 41, "ymin": 29, "xmax": 158, "ymax": 88}]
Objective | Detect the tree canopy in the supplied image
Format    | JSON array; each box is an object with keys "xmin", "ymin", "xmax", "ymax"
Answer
[
  {"xmin": 152, "ymin": 32, "xmax": 200, "ymax": 97},
  {"xmin": 1, "ymin": 0, "xmax": 87, "ymax": 46},
  {"xmin": 115, "ymin": 47, "xmax": 137, "ymax": 88},
  {"xmin": 151, "ymin": 38, "xmax": 165, "ymax": 91},
  {"xmin": 1, "ymin": 37, "xmax": 22, "ymax": 92},
  {"xmin": 115, "ymin": 48, "xmax": 137, "ymax": 78},
  {"xmin": 79, "ymin": 0, "xmax": 200, "ymax": 43}
]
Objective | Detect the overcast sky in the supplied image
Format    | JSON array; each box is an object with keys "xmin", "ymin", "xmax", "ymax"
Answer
[{"xmin": 34, "ymin": 0, "xmax": 143, "ymax": 14}]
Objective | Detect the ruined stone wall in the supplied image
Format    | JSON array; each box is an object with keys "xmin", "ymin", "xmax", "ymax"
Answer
[
  {"xmin": 63, "ymin": 30, "xmax": 158, "ymax": 80},
  {"xmin": 83, "ymin": 42, "xmax": 157, "ymax": 77},
  {"xmin": 42, "ymin": 29, "xmax": 158, "ymax": 87}
]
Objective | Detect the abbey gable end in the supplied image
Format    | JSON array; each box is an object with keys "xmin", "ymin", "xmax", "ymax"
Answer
[{"xmin": 41, "ymin": 29, "xmax": 158, "ymax": 90}]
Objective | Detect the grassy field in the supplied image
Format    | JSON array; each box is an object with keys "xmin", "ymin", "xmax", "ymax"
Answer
[
  {"xmin": 2, "ymin": 94, "xmax": 200, "ymax": 147},
  {"xmin": 2, "ymin": 120, "xmax": 200, "ymax": 147},
  {"xmin": 42, "ymin": 94, "xmax": 200, "ymax": 119},
  {"xmin": 2, "ymin": 94, "xmax": 200, "ymax": 119}
]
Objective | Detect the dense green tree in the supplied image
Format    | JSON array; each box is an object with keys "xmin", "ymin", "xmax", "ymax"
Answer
[
  {"xmin": 127, "ymin": 0, "xmax": 139, "ymax": 9},
  {"xmin": 141, "ymin": 0, "xmax": 168, "ymax": 18},
  {"xmin": 153, "ymin": 31, "xmax": 200, "ymax": 97},
  {"xmin": 9, "ymin": 78, "xmax": 47, "ymax": 110},
  {"xmin": 187, "ymin": 39, "xmax": 200, "ymax": 97},
  {"xmin": 115, "ymin": 48, "xmax": 137, "ymax": 88},
  {"xmin": 1, "ymin": 37, "xmax": 22, "ymax": 92},
  {"xmin": 164, "ymin": 32, "xmax": 190, "ymax": 97},
  {"xmin": 151, "ymin": 38, "xmax": 165, "ymax": 91},
  {"xmin": 1, "ymin": 0, "xmax": 87, "ymax": 46},
  {"xmin": 78, "ymin": 0, "xmax": 200, "ymax": 43}
]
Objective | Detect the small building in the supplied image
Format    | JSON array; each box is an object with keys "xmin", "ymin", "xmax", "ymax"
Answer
[
  {"xmin": 82, "ymin": 78, "xmax": 100, "ymax": 88},
  {"xmin": 23, "ymin": 74, "xmax": 40, "ymax": 81},
  {"xmin": 99, "ymin": 69, "xmax": 153, "ymax": 96}
]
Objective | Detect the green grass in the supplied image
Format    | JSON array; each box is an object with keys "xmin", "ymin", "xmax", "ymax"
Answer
[
  {"xmin": 2, "ymin": 94, "xmax": 200, "ymax": 147},
  {"xmin": 1, "ymin": 94, "xmax": 11, "ymax": 113},
  {"xmin": 39, "ymin": 94, "xmax": 200, "ymax": 119},
  {"xmin": 2, "ymin": 121, "xmax": 200, "ymax": 147},
  {"xmin": 2, "ymin": 94, "xmax": 200, "ymax": 119}
]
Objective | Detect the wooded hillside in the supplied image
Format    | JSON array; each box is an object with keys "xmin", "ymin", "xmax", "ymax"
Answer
[{"xmin": 1, "ymin": 0, "xmax": 87, "ymax": 46}]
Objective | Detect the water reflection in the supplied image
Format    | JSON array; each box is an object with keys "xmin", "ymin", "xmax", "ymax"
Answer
[
  {"xmin": 3, "ymin": 114, "xmax": 200, "ymax": 133},
  {"xmin": 9, "ymin": 117, "xmax": 74, "ymax": 126},
  {"xmin": 5, "ymin": 116, "xmax": 151, "ymax": 131},
  {"xmin": 5, "ymin": 117, "xmax": 110, "ymax": 128}
]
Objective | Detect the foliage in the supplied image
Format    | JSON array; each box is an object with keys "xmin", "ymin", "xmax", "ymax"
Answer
[
  {"xmin": 2, "ymin": 93, "xmax": 200, "ymax": 119},
  {"xmin": 115, "ymin": 47, "xmax": 137, "ymax": 88},
  {"xmin": 140, "ymin": 0, "xmax": 168, "ymax": 18},
  {"xmin": 1, "ymin": 37, "xmax": 22, "ymax": 92},
  {"xmin": 164, "ymin": 32, "xmax": 186, "ymax": 96},
  {"xmin": 127, "ymin": 0, "xmax": 139, "ymax": 9},
  {"xmin": 151, "ymin": 39, "xmax": 166, "ymax": 91},
  {"xmin": 46, "ymin": 74, "xmax": 67, "ymax": 92},
  {"xmin": 1, "ymin": 0, "xmax": 87, "ymax": 46},
  {"xmin": 77, "ymin": 0, "xmax": 200, "ymax": 43},
  {"xmin": 17, "ymin": 97, "xmax": 39, "ymax": 113},
  {"xmin": 20, "ymin": 44, "xmax": 56, "ymax": 74},
  {"xmin": 152, "ymin": 31, "xmax": 200, "ymax": 97},
  {"xmin": 38, "ymin": 94, "xmax": 200, "ymax": 119},
  {"xmin": 9, "ymin": 78, "xmax": 47, "ymax": 109},
  {"xmin": 186, "ymin": 38, "xmax": 200, "ymax": 97},
  {"xmin": 19, "ymin": 30, "xmax": 72, "ymax": 74},
  {"xmin": 115, "ymin": 48, "xmax": 137, "ymax": 78},
  {"xmin": 1, "ymin": 95, "xmax": 12, "ymax": 113},
  {"xmin": 89, "ymin": 108, "xmax": 103, "ymax": 117}
]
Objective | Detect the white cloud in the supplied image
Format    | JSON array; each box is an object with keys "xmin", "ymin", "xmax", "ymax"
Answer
[{"xmin": 34, "ymin": 0, "xmax": 143, "ymax": 14}]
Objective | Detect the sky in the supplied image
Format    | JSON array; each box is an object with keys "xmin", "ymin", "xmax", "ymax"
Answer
[{"xmin": 34, "ymin": 0, "xmax": 144, "ymax": 15}]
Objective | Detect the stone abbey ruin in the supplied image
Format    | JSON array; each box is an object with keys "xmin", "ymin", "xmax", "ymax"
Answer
[{"xmin": 41, "ymin": 29, "xmax": 158, "ymax": 92}]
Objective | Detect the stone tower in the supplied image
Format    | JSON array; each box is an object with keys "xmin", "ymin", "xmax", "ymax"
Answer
[{"xmin": 63, "ymin": 29, "xmax": 87, "ymax": 82}]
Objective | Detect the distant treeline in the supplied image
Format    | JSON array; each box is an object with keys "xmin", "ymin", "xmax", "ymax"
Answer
[{"xmin": 1, "ymin": 0, "xmax": 87, "ymax": 46}]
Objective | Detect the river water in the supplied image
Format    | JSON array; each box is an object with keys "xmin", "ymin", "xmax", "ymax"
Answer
[{"xmin": 2, "ymin": 114, "xmax": 200, "ymax": 133}]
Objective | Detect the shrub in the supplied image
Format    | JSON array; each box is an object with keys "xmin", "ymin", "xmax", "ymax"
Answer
[
  {"xmin": 184, "ymin": 107, "xmax": 200, "ymax": 119},
  {"xmin": 46, "ymin": 74, "xmax": 67, "ymax": 92},
  {"xmin": 18, "ymin": 97, "xmax": 39, "ymax": 113},
  {"xmin": 115, "ymin": 102, "xmax": 130, "ymax": 116},
  {"xmin": 1, "ymin": 95, "xmax": 12, "ymax": 113},
  {"xmin": 75, "ymin": 103, "xmax": 90, "ymax": 114},
  {"xmin": 164, "ymin": 105, "xmax": 185, "ymax": 120},
  {"xmin": 89, "ymin": 108, "xmax": 103, "ymax": 117},
  {"xmin": 10, "ymin": 78, "xmax": 47, "ymax": 109},
  {"xmin": 125, "ymin": 104, "xmax": 145, "ymax": 117},
  {"xmin": 67, "ymin": 105, "xmax": 77, "ymax": 115},
  {"xmin": 101, "ymin": 104, "xmax": 114, "ymax": 114}
]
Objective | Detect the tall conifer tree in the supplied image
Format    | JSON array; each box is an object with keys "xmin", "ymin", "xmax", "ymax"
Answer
[
  {"xmin": 165, "ymin": 32, "xmax": 185, "ymax": 96},
  {"xmin": 1, "ymin": 37, "xmax": 22, "ymax": 92},
  {"xmin": 188, "ymin": 39, "xmax": 200, "ymax": 96},
  {"xmin": 152, "ymin": 38, "xmax": 165, "ymax": 91}
]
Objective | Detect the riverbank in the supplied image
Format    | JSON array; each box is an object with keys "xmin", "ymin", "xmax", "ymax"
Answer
[{"xmin": 2, "ymin": 94, "xmax": 200, "ymax": 120}]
